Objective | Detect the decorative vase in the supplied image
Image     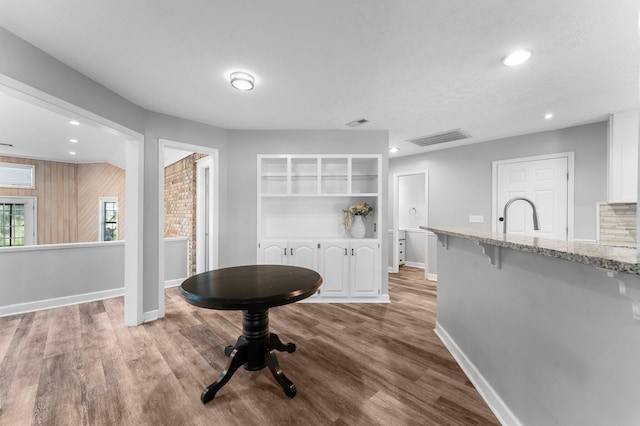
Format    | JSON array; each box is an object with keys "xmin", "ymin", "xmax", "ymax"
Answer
[{"xmin": 350, "ymin": 215, "xmax": 366, "ymax": 238}]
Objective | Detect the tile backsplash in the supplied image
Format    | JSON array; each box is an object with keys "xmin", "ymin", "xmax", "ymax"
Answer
[{"xmin": 598, "ymin": 203, "xmax": 636, "ymax": 246}]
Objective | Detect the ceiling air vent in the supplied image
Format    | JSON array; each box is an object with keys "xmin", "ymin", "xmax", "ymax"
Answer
[
  {"xmin": 407, "ymin": 129, "xmax": 470, "ymax": 147},
  {"xmin": 346, "ymin": 118, "xmax": 369, "ymax": 127}
]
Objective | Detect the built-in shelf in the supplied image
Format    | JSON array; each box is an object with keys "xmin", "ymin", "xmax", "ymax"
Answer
[{"xmin": 257, "ymin": 154, "xmax": 384, "ymax": 302}]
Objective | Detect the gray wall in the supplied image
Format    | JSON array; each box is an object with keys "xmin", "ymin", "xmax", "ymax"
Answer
[
  {"xmin": 227, "ymin": 129, "xmax": 389, "ymax": 292},
  {"xmin": 0, "ymin": 27, "xmax": 231, "ymax": 317},
  {"xmin": 437, "ymin": 235, "xmax": 640, "ymax": 426},
  {"xmin": 389, "ymin": 122, "xmax": 608, "ymax": 241}
]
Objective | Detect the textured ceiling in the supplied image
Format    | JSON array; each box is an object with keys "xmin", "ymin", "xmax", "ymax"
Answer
[{"xmin": 0, "ymin": 0, "xmax": 638, "ymax": 157}]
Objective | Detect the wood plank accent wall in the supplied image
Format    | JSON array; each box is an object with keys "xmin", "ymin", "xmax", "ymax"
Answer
[
  {"xmin": 0, "ymin": 156, "xmax": 77, "ymax": 244},
  {"xmin": 77, "ymin": 162, "xmax": 126, "ymax": 242},
  {"xmin": 0, "ymin": 156, "xmax": 125, "ymax": 244}
]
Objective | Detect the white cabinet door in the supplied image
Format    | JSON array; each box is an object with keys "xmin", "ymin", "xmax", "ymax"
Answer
[
  {"xmin": 608, "ymin": 110, "xmax": 639, "ymax": 203},
  {"xmin": 318, "ymin": 242, "xmax": 349, "ymax": 297},
  {"xmin": 289, "ymin": 241, "xmax": 318, "ymax": 271},
  {"xmin": 259, "ymin": 241, "xmax": 288, "ymax": 265},
  {"xmin": 350, "ymin": 242, "xmax": 380, "ymax": 297}
]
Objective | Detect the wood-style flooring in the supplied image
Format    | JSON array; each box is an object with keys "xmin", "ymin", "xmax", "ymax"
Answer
[{"xmin": 0, "ymin": 266, "xmax": 500, "ymax": 425}]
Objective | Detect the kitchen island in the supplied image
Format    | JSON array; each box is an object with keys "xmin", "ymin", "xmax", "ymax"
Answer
[{"xmin": 425, "ymin": 226, "xmax": 640, "ymax": 426}]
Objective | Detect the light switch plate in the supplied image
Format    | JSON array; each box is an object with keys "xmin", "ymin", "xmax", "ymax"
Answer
[{"xmin": 469, "ymin": 215, "xmax": 484, "ymax": 223}]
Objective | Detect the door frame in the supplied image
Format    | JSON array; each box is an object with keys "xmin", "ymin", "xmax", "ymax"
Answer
[
  {"xmin": 158, "ymin": 139, "xmax": 219, "ymax": 317},
  {"xmin": 491, "ymin": 152, "xmax": 575, "ymax": 239},
  {"xmin": 392, "ymin": 170, "xmax": 429, "ymax": 276},
  {"xmin": 195, "ymin": 155, "xmax": 217, "ymax": 273}
]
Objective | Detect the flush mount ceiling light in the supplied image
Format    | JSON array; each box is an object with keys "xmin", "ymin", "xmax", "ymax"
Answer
[
  {"xmin": 69, "ymin": 120, "xmax": 80, "ymax": 126},
  {"xmin": 544, "ymin": 113, "xmax": 553, "ymax": 119},
  {"xmin": 502, "ymin": 49, "xmax": 533, "ymax": 66},
  {"xmin": 230, "ymin": 72, "xmax": 255, "ymax": 91},
  {"xmin": 69, "ymin": 151, "xmax": 77, "ymax": 155},
  {"xmin": 69, "ymin": 138, "xmax": 78, "ymax": 143},
  {"xmin": 389, "ymin": 147, "xmax": 399, "ymax": 153}
]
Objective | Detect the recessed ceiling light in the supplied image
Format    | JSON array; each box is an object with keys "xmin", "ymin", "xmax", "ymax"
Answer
[
  {"xmin": 502, "ymin": 49, "xmax": 533, "ymax": 66},
  {"xmin": 69, "ymin": 151, "xmax": 77, "ymax": 155},
  {"xmin": 230, "ymin": 72, "xmax": 255, "ymax": 91},
  {"xmin": 69, "ymin": 120, "xmax": 80, "ymax": 126},
  {"xmin": 69, "ymin": 138, "xmax": 78, "ymax": 143},
  {"xmin": 544, "ymin": 113, "xmax": 553, "ymax": 119},
  {"xmin": 389, "ymin": 147, "xmax": 399, "ymax": 153}
]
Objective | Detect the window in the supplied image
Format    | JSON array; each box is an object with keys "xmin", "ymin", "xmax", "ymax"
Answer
[
  {"xmin": 100, "ymin": 198, "xmax": 118, "ymax": 241},
  {"xmin": 0, "ymin": 197, "xmax": 35, "ymax": 247},
  {"xmin": 0, "ymin": 163, "xmax": 35, "ymax": 189},
  {"xmin": 0, "ymin": 203, "xmax": 26, "ymax": 246}
]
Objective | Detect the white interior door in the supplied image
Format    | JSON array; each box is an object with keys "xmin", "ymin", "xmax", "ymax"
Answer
[{"xmin": 495, "ymin": 156, "xmax": 569, "ymax": 240}]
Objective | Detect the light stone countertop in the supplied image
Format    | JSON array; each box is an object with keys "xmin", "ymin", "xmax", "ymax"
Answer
[{"xmin": 423, "ymin": 226, "xmax": 640, "ymax": 275}]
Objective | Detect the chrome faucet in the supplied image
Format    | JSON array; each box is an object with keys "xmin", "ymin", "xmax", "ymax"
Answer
[{"xmin": 499, "ymin": 197, "xmax": 540, "ymax": 233}]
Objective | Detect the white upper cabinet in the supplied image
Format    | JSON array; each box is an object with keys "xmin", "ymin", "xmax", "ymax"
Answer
[{"xmin": 608, "ymin": 110, "xmax": 639, "ymax": 203}]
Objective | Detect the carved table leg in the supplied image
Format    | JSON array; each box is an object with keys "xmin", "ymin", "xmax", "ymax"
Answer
[
  {"xmin": 224, "ymin": 336, "xmax": 246, "ymax": 357},
  {"xmin": 269, "ymin": 333, "xmax": 296, "ymax": 353},
  {"xmin": 201, "ymin": 308, "xmax": 299, "ymax": 403},
  {"xmin": 264, "ymin": 347, "xmax": 296, "ymax": 398},
  {"xmin": 201, "ymin": 342, "xmax": 249, "ymax": 404}
]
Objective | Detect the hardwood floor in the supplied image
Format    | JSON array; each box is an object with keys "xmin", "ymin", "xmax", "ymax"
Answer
[{"xmin": 0, "ymin": 267, "xmax": 500, "ymax": 425}]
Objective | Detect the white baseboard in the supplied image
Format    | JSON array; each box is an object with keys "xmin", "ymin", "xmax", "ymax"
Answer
[
  {"xmin": 143, "ymin": 309, "xmax": 160, "ymax": 323},
  {"xmin": 0, "ymin": 279, "xmax": 186, "ymax": 318},
  {"xmin": 405, "ymin": 261, "xmax": 425, "ymax": 269},
  {"xmin": 0, "ymin": 287, "xmax": 124, "ymax": 317},
  {"xmin": 427, "ymin": 273, "xmax": 438, "ymax": 281},
  {"xmin": 165, "ymin": 278, "xmax": 186, "ymax": 288},
  {"xmin": 434, "ymin": 322, "xmax": 522, "ymax": 426}
]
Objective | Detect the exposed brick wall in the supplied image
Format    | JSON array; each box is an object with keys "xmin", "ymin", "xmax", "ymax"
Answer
[
  {"xmin": 164, "ymin": 153, "xmax": 206, "ymax": 276},
  {"xmin": 599, "ymin": 203, "xmax": 636, "ymax": 247}
]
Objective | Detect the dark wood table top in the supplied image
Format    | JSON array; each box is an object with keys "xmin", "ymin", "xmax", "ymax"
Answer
[{"xmin": 179, "ymin": 264, "xmax": 323, "ymax": 310}]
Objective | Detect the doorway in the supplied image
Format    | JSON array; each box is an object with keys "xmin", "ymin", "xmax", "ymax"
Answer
[
  {"xmin": 158, "ymin": 140, "xmax": 219, "ymax": 310},
  {"xmin": 492, "ymin": 152, "xmax": 574, "ymax": 240},
  {"xmin": 392, "ymin": 170, "xmax": 429, "ymax": 277}
]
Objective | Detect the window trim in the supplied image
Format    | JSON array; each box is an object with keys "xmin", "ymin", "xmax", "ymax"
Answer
[
  {"xmin": 99, "ymin": 197, "xmax": 118, "ymax": 242},
  {"xmin": 0, "ymin": 196, "xmax": 37, "ymax": 246},
  {"xmin": 0, "ymin": 162, "xmax": 35, "ymax": 189}
]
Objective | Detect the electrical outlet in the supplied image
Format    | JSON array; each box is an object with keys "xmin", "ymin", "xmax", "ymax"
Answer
[{"xmin": 469, "ymin": 215, "xmax": 484, "ymax": 223}]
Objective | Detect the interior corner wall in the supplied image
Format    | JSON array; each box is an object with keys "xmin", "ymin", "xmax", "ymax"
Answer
[
  {"xmin": 226, "ymin": 129, "xmax": 390, "ymax": 292},
  {"xmin": 388, "ymin": 121, "xmax": 608, "ymax": 241}
]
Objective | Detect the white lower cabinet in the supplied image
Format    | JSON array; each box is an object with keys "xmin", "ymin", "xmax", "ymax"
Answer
[
  {"xmin": 258, "ymin": 239, "xmax": 380, "ymax": 300},
  {"xmin": 318, "ymin": 240, "xmax": 380, "ymax": 298},
  {"xmin": 258, "ymin": 240, "xmax": 318, "ymax": 270},
  {"xmin": 318, "ymin": 242, "xmax": 350, "ymax": 297}
]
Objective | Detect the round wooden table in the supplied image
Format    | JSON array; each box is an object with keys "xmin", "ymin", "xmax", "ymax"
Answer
[{"xmin": 179, "ymin": 264, "xmax": 322, "ymax": 403}]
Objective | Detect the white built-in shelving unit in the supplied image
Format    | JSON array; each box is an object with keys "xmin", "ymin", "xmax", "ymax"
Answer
[{"xmin": 257, "ymin": 154, "xmax": 385, "ymax": 302}]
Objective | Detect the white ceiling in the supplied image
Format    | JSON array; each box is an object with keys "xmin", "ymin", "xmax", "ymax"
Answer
[
  {"xmin": 0, "ymin": 89, "xmax": 126, "ymax": 167},
  {"xmin": 0, "ymin": 0, "xmax": 638, "ymax": 158}
]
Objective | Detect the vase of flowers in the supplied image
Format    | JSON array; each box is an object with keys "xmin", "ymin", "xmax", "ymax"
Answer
[{"xmin": 344, "ymin": 202, "xmax": 373, "ymax": 238}]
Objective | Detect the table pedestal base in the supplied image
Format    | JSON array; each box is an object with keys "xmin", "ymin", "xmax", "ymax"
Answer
[{"xmin": 201, "ymin": 308, "xmax": 297, "ymax": 404}]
